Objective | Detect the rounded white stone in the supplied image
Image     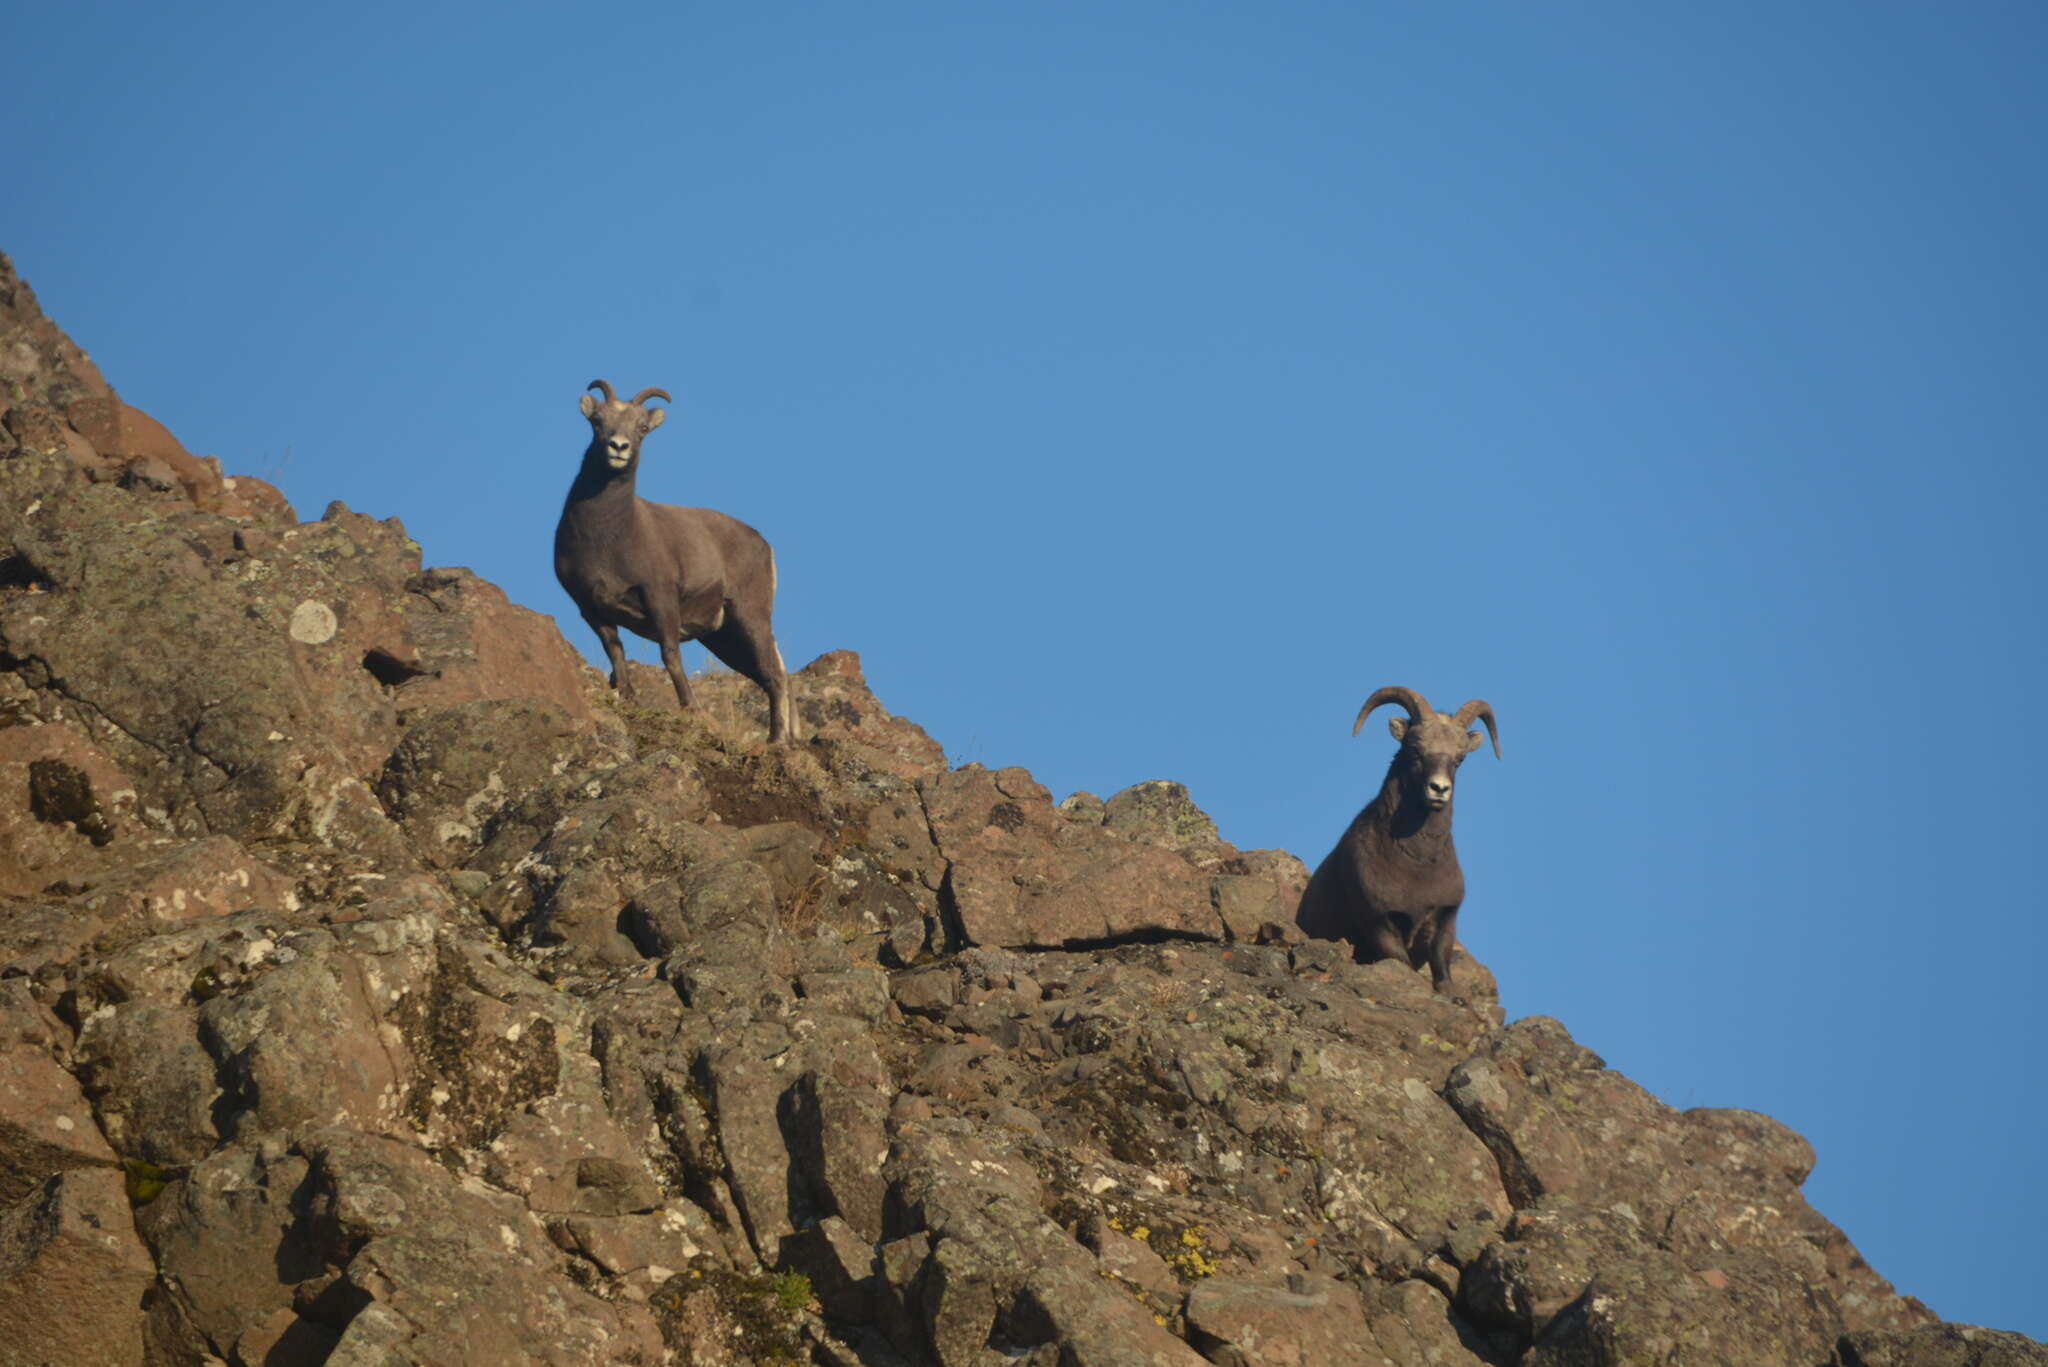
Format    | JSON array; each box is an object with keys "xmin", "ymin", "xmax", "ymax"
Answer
[{"xmin": 289, "ymin": 599, "xmax": 339, "ymax": 644}]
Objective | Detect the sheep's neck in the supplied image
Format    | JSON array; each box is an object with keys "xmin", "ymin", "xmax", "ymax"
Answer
[
  {"xmin": 1370, "ymin": 768, "xmax": 1455, "ymax": 858},
  {"xmin": 564, "ymin": 446, "xmax": 640, "ymax": 521}
]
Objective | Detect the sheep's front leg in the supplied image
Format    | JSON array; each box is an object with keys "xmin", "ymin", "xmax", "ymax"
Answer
[
  {"xmin": 587, "ymin": 617, "xmax": 635, "ymax": 701},
  {"xmin": 1426, "ymin": 904, "xmax": 1461, "ymax": 996},
  {"xmin": 1357, "ymin": 913, "xmax": 1413, "ymax": 968}
]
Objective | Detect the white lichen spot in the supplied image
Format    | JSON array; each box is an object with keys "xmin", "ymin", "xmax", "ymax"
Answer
[
  {"xmin": 289, "ymin": 599, "xmax": 339, "ymax": 645},
  {"xmin": 504, "ymin": 1022, "xmax": 522, "ymax": 1042},
  {"xmin": 53, "ymin": 1115, "xmax": 75, "ymax": 1132},
  {"xmin": 1087, "ymin": 1174, "xmax": 1118, "ymax": 1195},
  {"xmin": 498, "ymin": 1224, "xmax": 520, "ymax": 1253},
  {"xmin": 267, "ymin": 731, "xmax": 286, "ymax": 742}
]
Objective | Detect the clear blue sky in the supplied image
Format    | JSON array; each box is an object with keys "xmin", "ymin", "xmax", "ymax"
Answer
[{"xmin": 13, "ymin": 0, "xmax": 2045, "ymax": 1337}]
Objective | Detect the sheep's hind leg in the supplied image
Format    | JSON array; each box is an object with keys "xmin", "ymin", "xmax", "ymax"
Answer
[
  {"xmin": 658, "ymin": 632, "xmax": 694, "ymax": 711},
  {"xmin": 702, "ymin": 617, "xmax": 793, "ymax": 743}
]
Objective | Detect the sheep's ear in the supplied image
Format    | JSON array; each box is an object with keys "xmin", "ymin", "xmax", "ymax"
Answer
[
  {"xmin": 645, "ymin": 407, "xmax": 666, "ymax": 431},
  {"xmin": 579, "ymin": 393, "xmax": 598, "ymax": 418},
  {"xmin": 1387, "ymin": 717, "xmax": 1409, "ymax": 742},
  {"xmin": 1463, "ymin": 729, "xmax": 1486, "ymax": 753}
]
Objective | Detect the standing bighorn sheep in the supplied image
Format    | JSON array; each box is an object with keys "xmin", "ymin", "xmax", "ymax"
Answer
[
  {"xmin": 1295, "ymin": 685, "xmax": 1500, "ymax": 995},
  {"xmin": 554, "ymin": 380, "xmax": 794, "ymax": 742}
]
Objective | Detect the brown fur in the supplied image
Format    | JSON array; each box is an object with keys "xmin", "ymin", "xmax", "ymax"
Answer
[
  {"xmin": 553, "ymin": 380, "xmax": 794, "ymax": 742},
  {"xmin": 1295, "ymin": 686, "xmax": 1499, "ymax": 994}
]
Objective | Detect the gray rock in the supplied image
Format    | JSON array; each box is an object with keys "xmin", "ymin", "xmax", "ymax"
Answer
[{"xmin": 1840, "ymin": 1324, "xmax": 2048, "ymax": 1367}]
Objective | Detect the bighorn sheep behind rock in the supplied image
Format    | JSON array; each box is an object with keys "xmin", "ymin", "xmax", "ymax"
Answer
[
  {"xmin": 1295, "ymin": 685, "xmax": 1500, "ymax": 994},
  {"xmin": 554, "ymin": 380, "xmax": 794, "ymax": 742}
]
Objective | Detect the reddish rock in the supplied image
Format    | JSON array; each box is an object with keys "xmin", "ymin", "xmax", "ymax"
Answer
[
  {"xmin": 1185, "ymin": 1272, "xmax": 1379, "ymax": 1366},
  {"xmin": 0, "ymin": 989, "xmax": 120, "ymax": 1206},
  {"xmin": 0, "ymin": 720, "xmax": 140, "ymax": 898},
  {"xmin": 0, "ymin": 1168, "xmax": 156, "ymax": 1367},
  {"xmin": 924, "ymin": 763, "xmax": 1224, "ymax": 946},
  {"xmin": 391, "ymin": 565, "xmax": 599, "ymax": 723},
  {"xmin": 71, "ymin": 834, "xmax": 298, "ymax": 925}
]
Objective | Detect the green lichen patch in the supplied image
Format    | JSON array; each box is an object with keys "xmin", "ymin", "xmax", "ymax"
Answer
[{"xmin": 647, "ymin": 1265, "xmax": 811, "ymax": 1364}]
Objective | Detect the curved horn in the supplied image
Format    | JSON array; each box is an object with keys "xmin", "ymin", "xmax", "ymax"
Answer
[
  {"xmin": 1453, "ymin": 699, "xmax": 1502, "ymax": 758},
  {"xmin": 1353, "ymin": 685, "xmax": 1432, "ymax": 736},
  {"xmin": 586, "ymin": 379, "xmax": 617, "ymax": 402},
  {"xmin": 630, "ymin": 387, "xmax": 672, "ymax": 406}
]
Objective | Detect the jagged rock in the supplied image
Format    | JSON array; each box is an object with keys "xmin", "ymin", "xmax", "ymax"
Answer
[
  {"xmin": 377, "ymin": 697, "xmax": 622, "ymax": 868},
  {"xmin": 0, "ymin": 1167, "xmax": 156, "ymax": 1367},
  {"xmin": 1183, "ymin": 1272, "xmax": 1377, "ymax": 1366},
  {"xmin": 1444, "ymin": 1014, "xmax": 1928, "ymax": 1346},
  {"xmin": 925, "ymin": 763, "xmax": 1225, "ymax": 946},
  {"xmin": 136, "ymin": 1143, "xmax": 320, "ymax": 1363},
  {"xmin": 1361, "ymin": 1279, "xmax": 1494, "ymax": 1366},
  {"xmin": 1103, "ymin": 779, "xmax": 1225, "ymax": 861},
  {"xmin": 69, "ymin": 833, "xmax": 299, "ymax": 926},
  {"xmin": 1459, "ymin": 1195, "xmax": 1654, "ymax": 1342},
  {"xmin": 789, "ymin": 648, "xmax": 948, "ymax": 777},
  {"xmin": 0, "ymin": 715, "xmax": 141, "ymax": 898},
  {"xmin": 1, "ymin": 253, "xmax": 114, "ymax": 410},
  {"xmin": 0, "ymin": 983, "xmax": 118, "ymax": 1205},
  {"xmin": 390, "ymin": 564, "xmax": 599, "ymax": 722},
  {"xmin": 1840, "ymin": 1324, "xmax": 2048, "ymax": 1366},
  {"xmin": 74, "ymin": 998, "xmax": 222, "ymax": 1165},
  {"xmin": 1526, "ymin": 1248, "xmax": 1843, "ymax": 1365},
  {"xmin": 0, "ymin": 254, "xmax": 2033, "ymax": 1367}
]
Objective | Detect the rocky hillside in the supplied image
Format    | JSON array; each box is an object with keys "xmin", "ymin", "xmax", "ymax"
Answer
[{"xmin": 1, "ymin": 252, "xmax": 2040, "ymax": 1367}]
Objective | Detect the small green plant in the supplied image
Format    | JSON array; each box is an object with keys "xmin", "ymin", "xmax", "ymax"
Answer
[
  {"xmin": 770, "ymin": 1268, "xmax": 812, "ymax": 1313},
  {"xmin": 124, "ymin": 1159, "xmax": 170, "ymax": 1206}
]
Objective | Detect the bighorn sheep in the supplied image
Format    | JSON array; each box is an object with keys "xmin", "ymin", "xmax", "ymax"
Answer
[
  {"xmin": 1295, "ymin": 685, "xmax": 1500, "ymax": 994},
  {"xmin": 554, "ymin": 380, "xmax": 794, "ymax": 742}
]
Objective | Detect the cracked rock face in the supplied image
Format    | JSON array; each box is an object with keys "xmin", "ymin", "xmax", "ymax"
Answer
[{"xmin": 1, "ymin": 252, "xmax": 2041, "ymax": 1365}]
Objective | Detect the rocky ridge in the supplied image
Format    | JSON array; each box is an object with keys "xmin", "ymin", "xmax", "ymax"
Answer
[{"xmin": 2, "ymin": 252, "xmax": 2040, "ymax": 1366}]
